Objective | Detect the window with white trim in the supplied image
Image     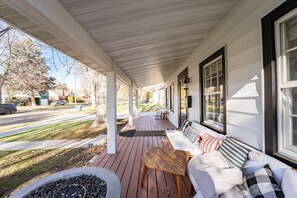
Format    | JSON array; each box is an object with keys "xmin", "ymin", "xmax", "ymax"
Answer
[
  {"xmin": 275, "ymin": 9, "xmax": 297, "ymax": 160},
  {"xmin": 200, "ymin": 47, "xmax": 226, "ymax": 133},
  {"xmin": 169, "ymin": 83, "xmax": 174, "ymax": 112}
]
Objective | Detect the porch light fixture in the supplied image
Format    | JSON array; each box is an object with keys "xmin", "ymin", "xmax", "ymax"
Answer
[{"xmin": 183, "ymin": 77, "xmax": 191, "ymax": 89}]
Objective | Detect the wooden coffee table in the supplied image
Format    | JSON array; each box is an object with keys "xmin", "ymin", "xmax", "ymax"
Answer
[{"xmin": 141, "ymin": 147, "xmax": 187, "ymax": 198}]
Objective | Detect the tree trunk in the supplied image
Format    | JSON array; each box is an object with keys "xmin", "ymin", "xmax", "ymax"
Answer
[
  {"xmin": 91, "ymin": 97, "xmax": 106, "ymax": 128},
  {"xmin": 0, "ymin": 89, "xmax": 2, "ymax": 104},
  {"xmin": 29, "ymin": 90, "xmax": 36, "ymax": 106},
  {"xmin": 91, "ymin": 83, "xmax": 97, "ymax": 108}
]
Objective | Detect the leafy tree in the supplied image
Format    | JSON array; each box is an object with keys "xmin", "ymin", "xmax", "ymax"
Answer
[
  {"xmin": 146, "ymin": 91, "xmax": 153, "ymax": 103},
  {"xmin": 6, "ymin": 39, "xmax": 56, "ymax": 106},
  {"xmin": 67, "ymin": 95, "xmax": 74, "ymax": 103}
]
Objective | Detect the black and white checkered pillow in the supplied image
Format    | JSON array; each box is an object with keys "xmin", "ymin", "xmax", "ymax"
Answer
[{"xmin": 240, "ymin": 164, "xmax": 284, "ymax": 198}]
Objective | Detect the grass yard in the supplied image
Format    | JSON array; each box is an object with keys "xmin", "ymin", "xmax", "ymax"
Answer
[
  {"xmin": 0, "ymin": 120, "xmax": 106, "ymax": 142},
  {"xmin": 62, "ymin": 102, "xmax": 163, "ymax": 115},
  {"xmin": 138, "ymin": 103, "xmax": 163, "ymax": 112},
  {"xmin": 0, "ymin": 122, "xmax": 35, "ymax": 133},
  {"xmin": 0, "ymin": 146, "xmax": 104, "ymax": 197},
  {"xmin": 0, "ymin": 119, "xmax": 127, "ymax": 142}
]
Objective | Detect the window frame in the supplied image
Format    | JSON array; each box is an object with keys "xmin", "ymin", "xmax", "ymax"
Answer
[
  {"xmin": 262, "ymin": 0, "xmax": 297, "ymax": 168},
  {"xmin": 169, "ymin": 83, "xmax": 174, "ymax": 112},
  {"xmin": 275, "ymin": 8, "xmax": 297, "ymax": 161},
  {"xmin": 199, "ymin": 47, "xmax": 226, "ymax": 134},
  {"xmin": 165, "ymin": 88, "xmax": 168, "ymax": 108}
]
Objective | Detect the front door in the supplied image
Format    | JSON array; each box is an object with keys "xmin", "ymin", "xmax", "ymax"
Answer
[
  {"xmin": 178, "ymin": 68, "xmax": 188, "ymax": 127},
  {"xmin": 179, "ymin": 82, "xmax": 188, "ymax": 126}
]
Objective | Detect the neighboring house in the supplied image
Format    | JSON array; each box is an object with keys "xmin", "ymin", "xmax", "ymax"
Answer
[
  {"xmin": 36, "ymin": 91, "xmax": 49, "ymax": 106},
  {"xmin": 3, "ymin": 91, "xmax": 49, "ymax": 106},
  {"xmin": 48, "ymin": 89, "xmax": 70, "ymax": 102},
  {"xmin": 48, "ymin": 90, "xmax": 60, "ymax": 101}
]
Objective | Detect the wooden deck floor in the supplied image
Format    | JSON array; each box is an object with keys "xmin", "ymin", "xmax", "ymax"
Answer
[
  {"xmin": 91, "ymin": 113, "xmax": 192, "ymax": 198},
  {"xmin": 91, "ymin": 136, "xmax": 193, "ymax": 198},
  {"xmin": 121, "ymin": 112, "xmax": 176, "ymax": 132}
]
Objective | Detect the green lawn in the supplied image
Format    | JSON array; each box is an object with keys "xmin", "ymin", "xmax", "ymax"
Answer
[
  {"xmin": 0, "ymin": 120, "xmax": 106, "ymax": 142},
  {"xmin": 0, "ymin": 122, "xmax": 35, "ymax": 133},
  {"xmin": 0, "ymin": 147, "xmax": 103, "ymax": 197},
  {"xmin": 138, "ymin": 103, "xmax": 163, "ymax": 112},
  {"xmin": 117, "ymin": 102, "xmax": 163, "ymax": 113}
]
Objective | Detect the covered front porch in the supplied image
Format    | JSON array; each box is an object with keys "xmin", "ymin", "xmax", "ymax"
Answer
[{"xmin": 91, "ymin": 113, "xmax": 191, "ymax": 198}]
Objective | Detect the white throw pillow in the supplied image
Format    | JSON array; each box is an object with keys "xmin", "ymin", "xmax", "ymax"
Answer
[
  {"xmin": 187, "ymin": 151, "xmax": 242, "ymax": 198},
  {"xmin": 281, "ymin": 168, "xmax": 297, "ymax": 198}
]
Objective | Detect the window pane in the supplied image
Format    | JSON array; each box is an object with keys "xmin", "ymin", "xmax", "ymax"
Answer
[
  {"xmin": 283, "ymin": 87, "xmax": 297, "ymax": 152},
  {"xmin": 211, "ymin": 77, "xmax": 217, "ymax": 92},
  {"xmin": 203, "ymin": 94, "xmax": 223, "ymax": 130},
  {"xmin": 285, "ymin": 49, "xmax": 297, "ymax": 81},
  {"xmin": 205, "ymin": 65, "xmax": 210, "ymax": 79},
  {"xmin": 219, "ymin": 75, "xmax": 224, "ymax": 91},
  {"xmin": 285, "ymin": 16, "xmax": 297, "ymax": 50},
  {"xmin": 210, "ymin": 63, "xmax": 217, "ymax": 78}
]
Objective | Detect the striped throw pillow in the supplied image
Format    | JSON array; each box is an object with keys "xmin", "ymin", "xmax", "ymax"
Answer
[
  {"xmin": 218, "ymin": 136, "xmax": 250, "ymax": 170},
  {"xmin": 200, "ymin": 133, "xmax": 222, "ymax": 153},
  {"xmin": 180, "ymin": 120, "xmax": 192, "ymax": 133},
  {"xmin": 184, "ymin": 126, "xmax": 200, "ymax": 143}
]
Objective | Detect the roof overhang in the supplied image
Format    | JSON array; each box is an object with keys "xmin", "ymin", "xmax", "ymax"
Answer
[{"xmin": 0, "ymin": 0, "xmax": 238, "ymax": 87}]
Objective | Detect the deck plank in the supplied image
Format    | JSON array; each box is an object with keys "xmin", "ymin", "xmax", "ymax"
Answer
[
  {"xmin": 91, "ymin": 113, "xmax": 190, "ymax": 198},
  {"xmin": 120, "ymin": 137, "xmax": 141, "ymax": 198},
  {"xmin": 147, "ymin": 136, "xmax": 158, "ymax": 198},
  {"xmin": 126, "ymin": 137, "xmax": 145, "ymax": 198}
]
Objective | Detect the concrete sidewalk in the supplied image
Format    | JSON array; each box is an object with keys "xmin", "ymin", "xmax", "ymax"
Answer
[{"xmin": 0, "ymin": 135, "xmax": 106, "ymax": 150}]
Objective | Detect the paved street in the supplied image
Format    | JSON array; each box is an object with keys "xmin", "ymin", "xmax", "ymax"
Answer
[{"xmin": 0, "ymin": 109, "xmax": 76, "ymax": 127}]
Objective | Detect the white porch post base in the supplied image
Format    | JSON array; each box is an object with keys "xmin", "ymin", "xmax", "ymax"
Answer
[
  {"xmin": 106, "ymin": 71, "xmax": 117, "ymax": 154},
  {"xmin": 129, "ymin": 85, "xmax": 133, "ymax": 125}
]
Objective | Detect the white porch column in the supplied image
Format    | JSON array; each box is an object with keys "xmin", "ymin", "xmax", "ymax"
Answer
[
  {"xmin": 129, "ymin": 84, "xmax": 133, "ymax": 125},
  {"xmin": 106, "ymin": 71, "xmax": 117, "ymax": 154},
  {"xmin": 135, "ymin": 88, "xmax": 139, "ymax": 117}
]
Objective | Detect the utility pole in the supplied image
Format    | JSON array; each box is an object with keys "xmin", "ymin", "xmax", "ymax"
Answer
[{"xmin": 74, "ymin": 63, "xmax": 77, "ymax": 109}]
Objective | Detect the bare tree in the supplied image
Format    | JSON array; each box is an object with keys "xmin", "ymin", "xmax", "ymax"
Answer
[
  {"xmin": 6, "ymin": 39, "xmax": 56, "ymax": 106},
  {"xmin": 78, "ymin": 65, "xmax": 100, "ymax": 108},
  {"xmin": 56, "ymin": 82, "xmax": 68, "ymax": 100},
  {"xmin": 0, "ymin": 26, "xmax": 14, "ymax": 103},
  {"xmin": 91, "ymin": 73, "xmax": 107, "ymax": 127}
]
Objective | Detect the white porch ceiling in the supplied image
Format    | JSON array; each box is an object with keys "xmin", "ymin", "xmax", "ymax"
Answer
[{"xmin": 0, "ymin": 0, "xmax": 238, "ymax": 87}]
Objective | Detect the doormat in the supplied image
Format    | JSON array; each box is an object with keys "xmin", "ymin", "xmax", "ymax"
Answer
[{"xmin": 119, "ymin": 130, "xmax": 165, "ymax": 137}]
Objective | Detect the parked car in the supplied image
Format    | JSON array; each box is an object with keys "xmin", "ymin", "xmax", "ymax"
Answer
[
  {"xmin": 0, "ymin": 104, "xmax": 17, "ymax": 114},
  {"xmin": 50, "ymin": 100, "xmax": 65, "ymax": 106}
]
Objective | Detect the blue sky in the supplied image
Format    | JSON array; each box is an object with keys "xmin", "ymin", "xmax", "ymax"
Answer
[
  {"xmin": 40, "ymin": 44, "xmax": 77, "ymax": 90},
  {"xmin": 1, "ymin": 21, "xmax": 78, "ymax": 90}
]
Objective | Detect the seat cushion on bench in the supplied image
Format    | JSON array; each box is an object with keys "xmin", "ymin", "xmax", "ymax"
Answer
[
  {"xmin": 188, "ymin": 151, "xmax": 243, "ymax": 198},
  {"xmin": 281, "ymin": 168, "xmax": 297, "ymax": 198},
  {"xmin": 165, "ymin": 129, "xmax": 202, "ymax": 156}
]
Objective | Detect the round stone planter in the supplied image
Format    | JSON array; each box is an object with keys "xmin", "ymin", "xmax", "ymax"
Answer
[{"xmin": 10, "ymin": 167, "xmax": 121, "ymax": 198}]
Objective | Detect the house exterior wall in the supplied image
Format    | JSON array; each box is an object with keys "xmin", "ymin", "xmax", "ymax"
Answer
[{"xmin": 165, "ymin": 0, "xmax": 285, "ymax": 151}]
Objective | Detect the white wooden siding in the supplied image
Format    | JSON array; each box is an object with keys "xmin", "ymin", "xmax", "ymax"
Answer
[{"xmin": 165, "ymin": 0, "xmax": 286, "ymax": 150}]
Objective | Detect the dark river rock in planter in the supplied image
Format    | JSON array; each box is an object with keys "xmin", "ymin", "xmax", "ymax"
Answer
[{"xmin": 24, "ymin": 174, "xmax": 107, "ymax": 198}]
